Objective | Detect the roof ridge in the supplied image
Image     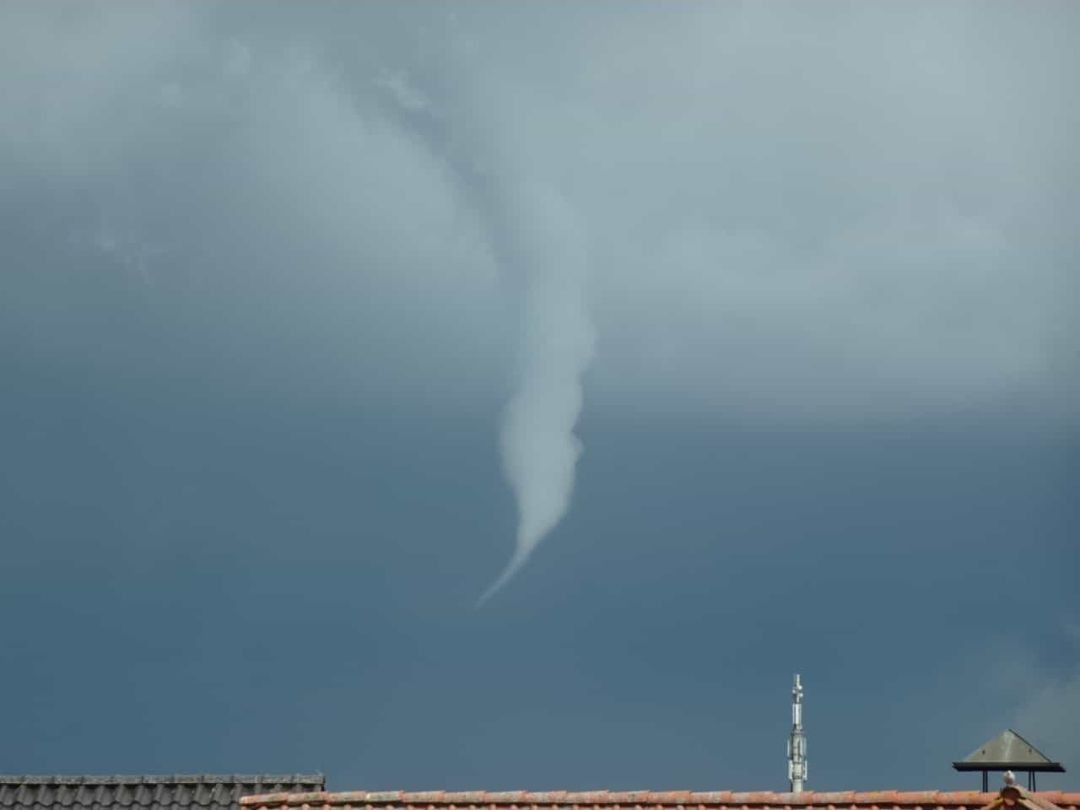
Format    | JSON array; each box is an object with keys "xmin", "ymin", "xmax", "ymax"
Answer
[
  {"xmin": 0, "ymin": 775, "xmax": 326, "ymax": 786},
  {"xmin": 239, "ymin": 789, "xmax": 1080, "ymax": 807}
]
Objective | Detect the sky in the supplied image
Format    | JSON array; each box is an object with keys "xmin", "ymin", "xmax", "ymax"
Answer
[{"xmin": 1, "ymin": 0, "xmax": 1078, "ymax": 794}]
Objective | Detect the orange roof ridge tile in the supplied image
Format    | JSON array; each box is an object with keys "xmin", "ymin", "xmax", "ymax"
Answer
[{"xmin": 239, "ymin": 791, "xmax": 1080, "ymax": 809}]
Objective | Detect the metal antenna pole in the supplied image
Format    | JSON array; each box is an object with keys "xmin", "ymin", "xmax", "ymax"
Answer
[{"xmin": 787, "ymin": 674, "xmax": 808, "ymax": 793}]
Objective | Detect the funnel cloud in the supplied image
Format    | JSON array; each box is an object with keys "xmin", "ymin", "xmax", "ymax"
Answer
[
  {"xmin": 482, "ymin": 184, "xmax": 595, "ymax": 604},
  {"xmin": 372, "ymin": 71, "xmax": 596, "ymax": 603}
]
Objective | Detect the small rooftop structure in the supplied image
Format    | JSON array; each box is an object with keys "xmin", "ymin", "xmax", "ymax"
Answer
[{"xmin": 954, "ymin": 730, "xmax": 1065, "ymax": 791}]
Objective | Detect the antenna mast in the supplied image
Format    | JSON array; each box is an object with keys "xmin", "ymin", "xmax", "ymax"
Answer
[{"xmin": 787, "ymin": 674, "xmax": 808, "ymax": 793}]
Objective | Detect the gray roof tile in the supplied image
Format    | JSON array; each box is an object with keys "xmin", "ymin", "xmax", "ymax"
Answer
[{"xmin": 0, "ymin": 776, "xmax": 325, "ymax": 810}]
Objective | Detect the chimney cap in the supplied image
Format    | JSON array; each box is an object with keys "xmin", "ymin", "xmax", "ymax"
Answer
[{"xmin": 952, "ymin": 729, "xmax": 1065, "ymax": 773}]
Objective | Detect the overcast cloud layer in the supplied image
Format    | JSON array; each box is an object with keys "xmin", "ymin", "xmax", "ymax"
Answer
[
  {"xmin": 1, "ymin": 0, "xmax": 1077, "ymax": 787},
  {"xmin": 4, "ymin": 2, "xmax": 1078, "ymax": 423}
]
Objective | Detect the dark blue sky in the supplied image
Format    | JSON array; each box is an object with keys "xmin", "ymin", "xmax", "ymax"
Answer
[{"xmin": 1, "ymin": 0, "xmax": 1077, "ymax": 796}]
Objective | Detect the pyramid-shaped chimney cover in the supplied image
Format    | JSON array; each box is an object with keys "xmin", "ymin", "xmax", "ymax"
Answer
[{"xmin": 953, "ymin": 729, "xmax": 1064, "ymax": 772}]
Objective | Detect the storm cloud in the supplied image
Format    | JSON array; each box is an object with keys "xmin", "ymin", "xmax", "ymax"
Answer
[
  {"xmin": 4, "ymin": 1, "xmax": 1077, "ymax": 419},
  {"xmin": 1, "ymin": 0, "xmax": 1078, "ymax": 785},
  {"xmin": 5, "ymin": 1, "xmax": 1077, "ymax": 588}
]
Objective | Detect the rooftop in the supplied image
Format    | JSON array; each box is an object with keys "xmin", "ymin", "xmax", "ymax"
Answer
[
  {"xmin": 240, "ymin": 789, "xmax": 1080, "ymax": 810},
  {"xmin": 0, "ymin": 774, "xmax": 326, "ymax": 810}
]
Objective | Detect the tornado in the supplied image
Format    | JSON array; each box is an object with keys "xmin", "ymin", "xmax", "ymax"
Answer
[{"xmin": 479, "ymin": 188, "xmax": 594, "ymax": 604}]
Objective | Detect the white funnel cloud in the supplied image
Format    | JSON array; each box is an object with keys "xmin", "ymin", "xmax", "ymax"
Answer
[
  {"xmin": 478, "ymin": 184, "xmax": 595, "ymax": 605},
  {"xmin": 369, "ymin": 70, "xmax": 595, "ymax": 604}
]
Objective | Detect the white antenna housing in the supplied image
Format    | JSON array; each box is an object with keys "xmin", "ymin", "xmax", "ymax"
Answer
[{"xmin": 787, "ymin": 674, "xmax": 808, "ymax": 793}]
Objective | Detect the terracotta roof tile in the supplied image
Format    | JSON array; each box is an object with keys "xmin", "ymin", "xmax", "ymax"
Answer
[{"xmin": 239, "ymin": 791, "xmax": 1080, "ymax": 810}]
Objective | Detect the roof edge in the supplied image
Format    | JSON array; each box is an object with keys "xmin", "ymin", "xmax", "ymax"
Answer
[
  {"xmin": 240, "ymin": 790, "xmax": 1080, "ymax": 808},
  {"xmin": 0, "ymin": 775, "xmax": 326, "ymax": 786}
]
